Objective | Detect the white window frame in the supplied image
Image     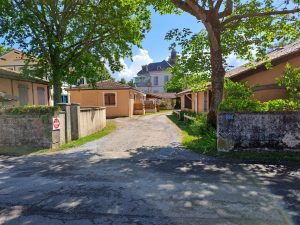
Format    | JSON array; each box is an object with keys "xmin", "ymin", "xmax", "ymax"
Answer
[{"xmin": 103, "ymin": 92, "xmax": 117, "ymax": 107}]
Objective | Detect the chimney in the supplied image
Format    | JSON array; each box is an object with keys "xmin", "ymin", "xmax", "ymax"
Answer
[{"xmin": 142, "ymin": 65, "xmax": 148, "ymax": 72}]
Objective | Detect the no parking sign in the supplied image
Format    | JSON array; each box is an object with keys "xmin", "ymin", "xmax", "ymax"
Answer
[{"xmin": 52, "ymin": 117, "xmax": 61, "ymax": 130}]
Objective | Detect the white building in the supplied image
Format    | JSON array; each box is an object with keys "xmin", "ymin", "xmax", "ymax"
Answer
[{"xmin": 134, "ymin": 50, "xmax": 177, "ymax": 93}]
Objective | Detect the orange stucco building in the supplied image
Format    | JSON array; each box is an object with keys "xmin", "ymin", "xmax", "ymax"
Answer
[
  {"xmin": 68, "ymin": 80, "xmax": 146, "ymax": 118},
  {"xmin": 177, "ymin": 41, "xmax": 300, "ymax": 113},
  {"xmin": 0, "ymin": 67, "xmax": 49, "ymax": 106}
]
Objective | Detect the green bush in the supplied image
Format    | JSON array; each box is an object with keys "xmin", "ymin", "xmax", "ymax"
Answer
[
  {"xmin": 223, "ymin": 78, "xmax": 254, "ymax": 100},
  {"xmin": 5, "ymin": 105, "xmax": 59, "ymax": 114},
  {"xmin": 219, "ymin": 78, "xmax": 300, "ymax": 112},
  {"xmin": 277, "ymin": 64, "xmax": 300, "ymax": 100},
  {"xmin": 189, "ymin": 113, "xmax": 209, "ymax": 135},
  {"xmin": 219, "ymin": 99, "xmax": 263, "ymax": 112},
  {"xmin": 266, "ymin": 99, "xmax": 300, "ymax": 111}
]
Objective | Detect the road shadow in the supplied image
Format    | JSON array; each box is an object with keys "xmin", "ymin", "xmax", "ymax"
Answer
[{"xmin": 0, "ymin": 145, "xmax": 299, "ymax": 225}]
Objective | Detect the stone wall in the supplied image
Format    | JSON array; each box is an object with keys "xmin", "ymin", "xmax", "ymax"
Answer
[
  {"xmin": 0, "ymin": 104, "xmax": 107, "ymax": 151},
  {"xmin": 0, "ymin": 113, "xmax": 58, "ymax": 149},
  {"xmin": 217, "ymin": 112, "xmax": 300, "ymax": 152}
]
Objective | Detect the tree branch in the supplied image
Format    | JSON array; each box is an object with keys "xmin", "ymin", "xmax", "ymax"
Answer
[
  {"xmin": 222, "ymin": 8, "xmax": 300, "ymax": 25},
  {"xmin": 214, "ymin": 0, "xmax": 224, "ymax": 11},
  {"xmin": 219, "ymin": 0, "xmax": 233, "ymax": 18}
]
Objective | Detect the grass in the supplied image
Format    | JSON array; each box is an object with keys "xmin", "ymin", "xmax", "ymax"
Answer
[
  {"xmin": 167, "ymin": 114, "xmax": 300, "ymax": 163},
  {"xmin": 141, "ymin": 109, "xmax": 173, "ymax": 117},
  {"xmin": 0, "ymin": 121, "xmax": 117, "ymax": 156}
]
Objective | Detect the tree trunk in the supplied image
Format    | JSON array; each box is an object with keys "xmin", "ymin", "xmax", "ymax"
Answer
[
  {"xmin": 207, "ymin": 29, "xmax": 226, "ymax": 128},
  {"xmin": 52, "ymin": 67, "xmax": 62, "ymax": 106}
]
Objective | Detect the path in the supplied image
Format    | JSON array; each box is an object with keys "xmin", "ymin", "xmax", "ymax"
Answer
[{"xmin": 0, "ymin": 113, "xmax": 299, "ymax": 225}]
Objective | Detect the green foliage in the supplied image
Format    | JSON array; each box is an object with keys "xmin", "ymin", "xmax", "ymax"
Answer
[
  {"xmin": 5, "ymin": 105, "xmax": 59, "ymax": 115},
  {"xmin": 277, "ymin": 64, "xmax": 300, "ymax": 100},
  {"xmin": 0, "ymin": 45, "xmax": 12, "ymax": 56},
  {"xmin": 127, "ymin": 79, "xmax": 135, "ymax": 87},
  {"xmin": 169, "ymin": 113, "xmax": 217, "ymax": 154},
  {"xmin": 119, "ymin": 77, "xmax": 127, "ymax": 84},
  {"xmin": 219, "ymin": 79, "xmax": 300, "ymax": 112},
  {"xmin": 223, "ymin": 79, "xmax": 254, "ymax": 100},
  {"xmin": 266, "ymin": 99, "xmax": 300, "ymax": 111},
  {"xmin": 0, "ymin": 0, "xmax": 152, "ymax": 103}
]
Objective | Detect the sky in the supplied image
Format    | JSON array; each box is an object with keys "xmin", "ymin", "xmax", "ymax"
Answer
[{"xmin": 114, "ymin": 10, "xmax": 245, "ymax": 81}]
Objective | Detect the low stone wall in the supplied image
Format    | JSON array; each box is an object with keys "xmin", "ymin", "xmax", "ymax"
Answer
[
  {"xmin": 217, "ymin": 112, "xmax": 300, "ymax": 152},
  {"xmin": 0, "ymin": 113, "xmax": 59, "ymax": 149},
  {"xmin": 79, "ymin": 107, "xmax": 106, "ymax": 137},
  {"xmin": 0, "ymin": 104, "xmax": 107, "ymax": 151}
]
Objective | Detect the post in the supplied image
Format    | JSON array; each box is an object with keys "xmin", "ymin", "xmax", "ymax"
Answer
[
  {"xmin": 70, "ymin": 103, "xmax": 81, "ymax": 140},
  {"xmin": 57, "ymin": 103, "xmax": 72, "ymax": 143}
]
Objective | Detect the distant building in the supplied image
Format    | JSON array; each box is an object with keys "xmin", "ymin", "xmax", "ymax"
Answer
[{"xmin": 134, "ymin": 49, "xmax": 177, "ymax": 93}]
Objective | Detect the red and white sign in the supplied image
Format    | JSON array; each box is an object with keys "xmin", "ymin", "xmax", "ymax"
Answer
[{"xmin": 52, "ymin": 117, "xmax": 61, "ymax": 130}]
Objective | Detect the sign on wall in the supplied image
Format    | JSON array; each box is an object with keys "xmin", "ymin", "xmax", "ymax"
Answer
[{"xmin": 52, "ymin": 117, "xmax": 61, "ymax": 130}]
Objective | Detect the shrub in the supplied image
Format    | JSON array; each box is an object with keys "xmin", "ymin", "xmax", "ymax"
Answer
[
  {"xmin": 266, "ymin": 99, "xmax": 300, "ymax": 111},
  {"xmin": 159, "ymin": 101, "xmax": 167, "ymax": 107},
  {"xmin": 219, "ymin": 99, "xmax": 263, "ymax": 112},
  {"xmin": 277, "ymin": 64, "xmax": 300, "ymax": 100},
  {"xmin": 189, "ymin": 113, "xmax": 209, "ymax": 135},
  {"xmin": 5, "ymin": 105, "xmax": 59, "ymax": 114},
  {"xmin": 223, "ymin": 78, "xmax": 254, "ymax": 100}
]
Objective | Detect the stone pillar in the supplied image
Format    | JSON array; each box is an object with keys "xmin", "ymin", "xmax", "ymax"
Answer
[
  {"xmin": 57, "ymin": 103, "xmax": 72, "ymax": 143},
  {"xmin": 70, "ymin": 103, "xmax": 81, "ymax": 140}
]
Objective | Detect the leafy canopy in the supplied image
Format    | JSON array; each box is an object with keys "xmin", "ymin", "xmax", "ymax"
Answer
[
  {"xmin": 159, "ymin": 0, "xmax": 300, "ymax": 92},
  {"xmin": 0, "ymin": 0, "xmax": 152, "ymax": 93},
  {"xmin": 277, "ymin": 64, "xmax": 300, "ymax": 100}
]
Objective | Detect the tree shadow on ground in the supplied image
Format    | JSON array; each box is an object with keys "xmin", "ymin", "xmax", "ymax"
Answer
[{"xmin": 0, "ymin": 145, "xmax": 299, "ymax": 225}]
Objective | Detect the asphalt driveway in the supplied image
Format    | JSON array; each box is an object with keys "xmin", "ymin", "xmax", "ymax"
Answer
[{"xmin": 0, "ymin": 113, "xmax": 299, "ymax": 225}]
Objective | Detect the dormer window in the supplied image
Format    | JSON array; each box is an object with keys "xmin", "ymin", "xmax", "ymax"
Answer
[{"xmin": 157, "ymin": 66, "xmax": 162, "ymax": 70}]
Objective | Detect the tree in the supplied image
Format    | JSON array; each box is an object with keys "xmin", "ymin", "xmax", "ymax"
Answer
[
  {"xmin": 152, "ymin": 0, "xmax": 300, "ymax": 126},
  {"xmin": 127, "ymin": 79, "xmax": 135, "ymax": 87},
  {"xmin": 119, "ymin": 77, "xmax": 127, "ymax": 84},
  {"xmin": 0, "ymin": 45, "xmax": 12, "ymax": 56},
  {"xmin": 0, "ymin": 0, "xmax": 152, "ymax": 104}
]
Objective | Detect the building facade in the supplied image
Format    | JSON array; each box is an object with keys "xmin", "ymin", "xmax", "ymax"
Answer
[
  {"xmin": 68, "ymin": 80, "xmax": 146, "ymax": 118},
  {"xmin": 0, "ymin": 67, "xmax": 50, "ymax": 107},
  {"xmin": 177, "ymin": 41, "xmax": 300, "ymax": 113},
  {"xmin": 134, "ymin": 50, "xmax": 177, "ymax": 93}
]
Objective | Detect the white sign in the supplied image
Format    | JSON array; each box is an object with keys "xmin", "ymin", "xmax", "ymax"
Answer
[{"xmin": 52, "ymin": 117, "xmax": 61, "ymax": 130}]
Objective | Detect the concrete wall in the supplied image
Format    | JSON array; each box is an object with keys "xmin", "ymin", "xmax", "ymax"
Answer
[
  {"xmin": 0, "ymin": 113, "xmax": 59, "ymax": 149},
  {"xmin": 217, "ymin": 112, "xmax": 300, "ymax": 152},
  {"xmin": 79, "ymin": 107, "xmax": 106, "ymax": 137},
  {"xmin": 0, "ymin": 77, "xmax": 49, "ymax": 106}
]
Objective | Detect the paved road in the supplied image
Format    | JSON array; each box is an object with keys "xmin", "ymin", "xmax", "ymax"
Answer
[{"xmin": 0, "ymin": 113, "xmax": 299, "ymax": 225}]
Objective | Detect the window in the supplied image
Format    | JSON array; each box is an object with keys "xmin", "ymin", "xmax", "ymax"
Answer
[
  {"xmin": 37, "ymin": 87, "xmax": 46, "ymax": 105},
  {"xmin": 79, "ymin": 78, "xmax": 85, "ymax": 85},
  {"xmin": 104, "ymin": 93, "xmax": 116, "ymax": 106},
  {"xmin": 184, "ymin": 94, "xmax": 192, "ymax": 109},
  {"xmin": 164, "ymin": 75, "xmax": 169, "ymax": 83},
  {"xmin": 18, "ymin": 84, "xmax": 29, "ymax": 105},
  {"xmin": 61, "ymin": 95, "xmax": 68, "ymax": 103},
  {"xmin": 153, "ymin": 76, "xmax": 158, "ymax": 86}
]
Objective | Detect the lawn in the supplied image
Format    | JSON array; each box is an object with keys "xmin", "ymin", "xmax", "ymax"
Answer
[
  {"xmin": 167, "ymin": 114, "xmax": 300, "ymax": 163},
  {"xmin": 0, "ymin": 121, "xmax": 117, "ymax": 156}
]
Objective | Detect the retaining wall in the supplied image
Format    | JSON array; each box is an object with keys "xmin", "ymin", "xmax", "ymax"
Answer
[
  {"xmin": 217, "ymin": 112, "xmax": 300, "ymax": 152},
  {"xmin": 0, "ymin": 113, "xmax": 59, "ymax": 149}
]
